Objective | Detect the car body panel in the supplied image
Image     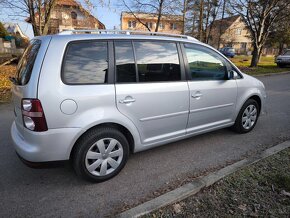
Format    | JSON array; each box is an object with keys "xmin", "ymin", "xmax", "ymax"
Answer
[{"xmin": 10, "ymin": 33, "xmax": 266, "ymax": 163}]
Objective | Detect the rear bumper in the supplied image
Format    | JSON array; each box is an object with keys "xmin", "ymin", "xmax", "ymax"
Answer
[{"xmin": 11, "ymin": 121, "xmax": 82, "ymax": 162}]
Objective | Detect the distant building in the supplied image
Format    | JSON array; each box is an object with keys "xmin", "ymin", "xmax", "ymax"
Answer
[
  {"xmin": 26, "ymin": 0, "xmax": 105, "ymax": 34},
  {"xmin": 209, "ymin": 15, "xmax": 252, "ymax": 54},
  {"xmin": 3, "ymin": 22, "xmax": 29, "ymax": 39},
  {"xmin": 121, "ymin": 12, "xmax": 183, "ymax": 34}
]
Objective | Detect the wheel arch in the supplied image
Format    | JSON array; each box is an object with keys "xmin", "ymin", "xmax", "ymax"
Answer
[{"xmin": 70, "ymin": 122, "xmax": 135, "ymax": 160}]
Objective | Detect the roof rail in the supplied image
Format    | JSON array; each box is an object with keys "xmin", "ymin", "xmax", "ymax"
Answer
[{"xmin": 58, "ymin": 29, "xmax": 198, "ymax": 41}]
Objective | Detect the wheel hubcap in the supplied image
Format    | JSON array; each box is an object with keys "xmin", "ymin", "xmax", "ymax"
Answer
[
  {"xmin": 242, "ymin": 104, "xmax": 257, "ymax": 130},
  {"xmin": 85, "ymin": 138, "xmax": 123, "ymax": 176}
]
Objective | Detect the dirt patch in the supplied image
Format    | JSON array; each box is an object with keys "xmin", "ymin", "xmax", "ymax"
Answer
[{"xmin": 146, "ymin": 148, "xmax": 290, "ymax": 217}]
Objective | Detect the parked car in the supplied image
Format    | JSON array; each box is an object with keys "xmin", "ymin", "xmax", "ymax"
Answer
[
  {"xmin": 220, "ymin": 47, "xmax": 236, "ymax": 58},
  {"xmin": 10, "ymin": 30, "xmax": 266, "ymax": 182},
  {"xmin": 275, "ymin": 49, "xmax": 290, "ymax": 67}
]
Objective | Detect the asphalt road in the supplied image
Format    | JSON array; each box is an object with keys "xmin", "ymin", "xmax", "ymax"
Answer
[{"xmin": 1, "ymin": 73, "xmax": 290, "ymax": 217}]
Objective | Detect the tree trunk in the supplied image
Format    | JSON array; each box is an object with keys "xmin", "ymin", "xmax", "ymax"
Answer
[
  {"xmin": 250, "ymin": 45, "xmax": 261, "ymax": 67},
  {"xmin": 278, "ymin": 42, "xmax": 284, "ymax": 54},
  {"xmin": 217, "ymin": 0, "xmax": 226, "ymax": 49},
  {"xmin": 155, "ymin": 0, "xmax": 164, "ymax": 32},
  {"xmin": 182, "ymin": 0, "xmax": 188, "ymax": 34},
  {"xmin": 198, "ymin": 0, "xmax": 204, "ymax": 41}
]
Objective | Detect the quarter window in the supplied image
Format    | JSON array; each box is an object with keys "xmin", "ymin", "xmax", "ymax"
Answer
[
  {"xmin": 17, "ymin": 39, "xmax": 41, "ymax": 85},
  {"xmin": 134, "ymin": 41, "xmax": 181, "ymax": 82},
  {"xmin": 115, "ymin": 41, "xmax": 136, "ymax": 83},
  {"xmin": 62, "ymin": 41, "xmax": 108, "ymax": 84},
  {"xmin": 184, "ymin": 44, "xmax": 227, "ymax": 81}
]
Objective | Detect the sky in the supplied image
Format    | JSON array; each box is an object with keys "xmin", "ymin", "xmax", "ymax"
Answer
[{"xmin": 0, "ymin": 0, "xmax": 122, "ymax": 39}]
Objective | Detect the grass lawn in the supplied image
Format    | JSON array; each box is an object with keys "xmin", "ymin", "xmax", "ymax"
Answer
[
  {"xmin": 0, "ymin": 65, "xmax": 17, "ymax": 102},
  {"xmin": 146, "ymin": 148, "xmax": 290, "ymax": 217},
  {"xmin": 231, "ymin": 55, "xmax": 290, "ymax": 75}
]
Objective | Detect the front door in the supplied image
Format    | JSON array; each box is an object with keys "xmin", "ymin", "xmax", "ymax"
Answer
[{"xmin": 182, "ymin": 43, "xmax": 237, "ymax": 133}]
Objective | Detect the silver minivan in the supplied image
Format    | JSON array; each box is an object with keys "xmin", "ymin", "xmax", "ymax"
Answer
[{"xmin": 11, "ymin": 30, "xmax": 266, "ymax": 182}]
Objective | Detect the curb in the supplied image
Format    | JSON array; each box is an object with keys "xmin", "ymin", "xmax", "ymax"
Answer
[
  {"xmin": 118, "ymin": 140, "xmax": 290, "ymax": 218},
  {"xmin": 253, "ymin": 71, "xmax": 290, "ymax": 77}
]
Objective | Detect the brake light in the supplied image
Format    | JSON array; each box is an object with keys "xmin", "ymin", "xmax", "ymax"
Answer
[{"xmin": 21, "ymin": 99, "xmax": 48, "ymax": 132}]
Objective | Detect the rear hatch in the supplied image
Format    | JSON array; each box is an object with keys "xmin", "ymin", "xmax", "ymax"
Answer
[{"xmin": 11, "ymin": 37, "xmax": 50, "ymax": 131}]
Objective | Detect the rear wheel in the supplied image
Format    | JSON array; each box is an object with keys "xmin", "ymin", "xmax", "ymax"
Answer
[
  {"xmin": 277, "ymin": 63, "xmax": 284, "ymax": 68},
  {"xmin": 231, "ymin": 99, "xmax": 260, "ymax": 134},
  {"xmin": 72, "ymin": 127, "xmax": 129, "ymax": 182}
]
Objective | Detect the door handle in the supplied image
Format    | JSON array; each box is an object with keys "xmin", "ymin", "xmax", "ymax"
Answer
[
  {"xmin": 119, "ymin": 98, "xmax": 136, "ymax": 104},
  {"xmin": 192, "ymin": 92, "xmax": 203, "ymax": 99}
]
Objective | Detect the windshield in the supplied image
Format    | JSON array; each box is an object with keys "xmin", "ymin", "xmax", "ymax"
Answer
[
  {"xmin": 283, "ymin": 50, "xmax": 290, "ymax": 56},
  {"xmin": 228, "ymin": 48, "xmax": 235, "ymax": 53},
  {"xmin": 16, "ymin": 39, "xmax": 41, "ymax": 85}
]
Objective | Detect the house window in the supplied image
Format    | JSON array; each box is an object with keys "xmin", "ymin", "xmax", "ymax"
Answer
[
  {"xmin": 71, "ymin": 11, "xmax": 77, "ymax": 20},
  {"xmin": 159, "ymin": 23, "xmax": 164, "ymax": 29},
  {"xmin": 235, "ymin": 28, "xmax": 242, "ymax": 35},
  {"xmin": 146, "ymin": 22, "xmax": 153, "ymax": 29},
  {"xmin": 170, "ymin": 23, "xmax": 177, "ymax": 30},
  {"xmin": 128, "ymin": 20, "xmax": 136, "ymax": 28}
]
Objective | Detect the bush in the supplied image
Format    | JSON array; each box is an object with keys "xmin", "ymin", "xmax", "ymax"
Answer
[{"xmin": 0, "ymin": 22, "xmax": 8, "ymax": 38}]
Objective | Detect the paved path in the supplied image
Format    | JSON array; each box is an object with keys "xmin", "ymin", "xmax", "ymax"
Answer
[{"xmin": 1, "ymin": 74, "xmax": 290, "ymax": 217}]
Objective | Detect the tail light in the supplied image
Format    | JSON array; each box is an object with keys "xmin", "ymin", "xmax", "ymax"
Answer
[{"xmin": 21, "ymin": 99, "xmax": 48, "ymax": 132}]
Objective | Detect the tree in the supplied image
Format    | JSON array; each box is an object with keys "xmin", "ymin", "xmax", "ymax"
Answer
[
  {"xmin": 120, "ymin": 0, "xmax": 180, "ymax": 32},
  {"xmin": 186, "ymin": 0, "xmax": 222, "ymax": 42},
  {"xmin": 267, "ymin": 17, "xmax": 290, "ymax": 54},
  {"xmin": 231, "ymin": 0, "xmax": 290, "ymax": 67},
  {"xmin": 0, "ymin": 21, "xmax": 9, "ymax": 38},
  {"xmin": 1, "ymin": 0, "xmax": 57, "ymax": 36}
]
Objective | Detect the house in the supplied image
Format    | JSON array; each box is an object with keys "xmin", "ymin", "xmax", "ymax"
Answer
[
  {"xmin": 26, "ymin": 0, "xmax": 105, "ymax": 34},
  {"xmin": 3, "ymin": 23, "xmax": 29, "ymax": 39},
  {"xmin": 121, "ymin": 12, "xmax": 183, "ymax": 34},
  {"xmin": 209, "ymin": 15, "xmax": 252, "ymax": 54}
]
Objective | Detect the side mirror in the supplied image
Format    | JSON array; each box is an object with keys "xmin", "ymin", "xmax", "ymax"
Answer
[{"xmin": 227, "ymin": 70, "xmax": 240, "ymax": 80}]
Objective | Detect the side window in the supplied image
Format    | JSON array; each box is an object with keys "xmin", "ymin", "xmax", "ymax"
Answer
[
  {"xmin": 134, "ymin": 41, "xmax": 181, "ymax": 82},
  {"xmin": 115, "ymin": 41, "xmax": 136, "ymax": 83},
  {"xmin": 62, "ymin": 41, "xmax": 108, "ymax": 84},
  {"xmin": 184, "ymin": 44, "xmax": 227, "ymax": 81}
]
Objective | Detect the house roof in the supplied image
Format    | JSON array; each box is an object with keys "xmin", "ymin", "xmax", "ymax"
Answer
[
  {"xmin": 25, "ymin": 0, "xmax": 105, "ymax": 29},
  {"xmin": 56, "ymin": 0, "xmax": 79, "ymax": 7},
  {"xmin": 211, "ymin": 15, "xmax": 240, "ymax": 30},
  {"xmin": 121, "ymin": 11, "xmax": 183, "ymax": 21}
]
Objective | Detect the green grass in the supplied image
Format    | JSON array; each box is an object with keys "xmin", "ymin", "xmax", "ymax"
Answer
[{"xmin": 231, "ymin": 55, "xmax": 290, "ymax": 75}]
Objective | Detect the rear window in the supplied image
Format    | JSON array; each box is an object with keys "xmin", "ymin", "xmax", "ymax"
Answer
[
  {"xmin": 17, "ymin": 39, "xmax": 41, "ymax": 85},
  {"xmin": 228, "ymin": 48, "xmax": 235, "ymax": 52},
  {"xmin": 62, "ymin": 41, "xmax": 108, "ymax": 84}
]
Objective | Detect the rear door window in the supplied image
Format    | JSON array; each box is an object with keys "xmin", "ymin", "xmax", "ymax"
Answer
[
  {"xmin": 17, "ymin": 39, "xmax": 41, "ymax": 85},
  {"xmin": 115, "ymin": 41, "xmax": 137, "ymax": 83},
  {"xmin": 62, "ymin": 41, "xmax": 108, "ymax": 84},
  {"xmin": 134, "ymin": 41, "xmax": 181, "ymax": 82}
]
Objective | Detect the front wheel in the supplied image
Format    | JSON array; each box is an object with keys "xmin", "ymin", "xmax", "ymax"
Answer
[
  {"xmin": 72, "ymin": 127, "xmax": 129, "ymax": 182},
  {"xmin": 231, "ymin": 99, "xmax": 260, "ymax": 134}
]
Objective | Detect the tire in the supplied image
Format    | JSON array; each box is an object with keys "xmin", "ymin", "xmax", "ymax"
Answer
[
  {"xmin": 277, "ymin": 63, "xmax": 284, "ymax": 68},
  {"xmin": 72, "ymin": 127, "xmax": 129, "ymax": 182},
  {"xmin": 231, "ymin": 99, "xmax": 260, "ymax": 134}
]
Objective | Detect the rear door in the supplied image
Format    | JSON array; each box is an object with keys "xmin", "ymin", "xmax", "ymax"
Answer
[
  {"xmin": 182, "ymin": 43, "xmax": 237, "ymax": 133},
  {"xmin": 115, "ymin": 40, "xmax": 189, "ymax": 144}
]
